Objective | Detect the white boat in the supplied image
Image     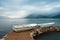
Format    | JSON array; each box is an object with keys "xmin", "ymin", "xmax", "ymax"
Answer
[
  {"xmin": 13, "ymin": 22, "xmax": 55, "ymax": 32},
  {"xmin": 38, "ymin": 22, "xmax": 55, "ymax": 27},
  {"xmin": 13, "ymin": 24, "xmax": 38, "ymax": 31}
]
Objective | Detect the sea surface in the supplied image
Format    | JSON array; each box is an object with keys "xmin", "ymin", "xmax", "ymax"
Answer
[{"xmin": 0, "ymin": 18, "xmax": 60, "ymax": 40}]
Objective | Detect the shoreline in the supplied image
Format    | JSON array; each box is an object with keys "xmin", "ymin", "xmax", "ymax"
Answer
[{"xmin": 1, "ymin": 26, "xmax": 60, "ymax": 40}]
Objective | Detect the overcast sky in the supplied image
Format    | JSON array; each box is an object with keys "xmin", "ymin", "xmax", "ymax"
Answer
[{"xmin": 0, "ymin": 0, "xmax": 60, "ymax": 18}]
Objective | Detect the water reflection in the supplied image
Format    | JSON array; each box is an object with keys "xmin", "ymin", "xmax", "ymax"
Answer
[{"xmin": 35, "ymin": 32, "xmax": 60, "ymax": 40}]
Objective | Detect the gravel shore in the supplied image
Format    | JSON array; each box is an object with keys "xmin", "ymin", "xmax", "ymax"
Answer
[{"xmin": 4, "ymin": 30, "xmax": 34, "ymax": 40}]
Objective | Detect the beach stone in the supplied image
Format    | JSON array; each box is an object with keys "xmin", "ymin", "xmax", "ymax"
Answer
[
  {"xmin": 5, "ymin": 31, "xmax": 34, "ymax": 40},
  {"xmin": 55, "ymin": 27, "xmax": 60, "ymax": 31},
  {"xmin": 4, "ymin": 26, "xmax": 60, "ymax": 40}
]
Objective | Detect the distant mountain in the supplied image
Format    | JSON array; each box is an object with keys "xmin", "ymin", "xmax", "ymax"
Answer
[
  {"xmin": 52, "ymin": 13, "xmax": 60, "ymax": 18},
  {"xmin": 0, "ymin": 16, "xmax": 9, "ymax": 19},
  {"xmin": 25, "ymin": 15, "xmax": 48, "ymax": 18},
  {"xmin": 25, "ymin": 13, "xmax": 60, "ymax": 18}
]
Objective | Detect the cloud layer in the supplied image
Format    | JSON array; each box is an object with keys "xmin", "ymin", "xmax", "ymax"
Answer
[{"xmin": 0, "ymin": 0, "xmax": 60, "ymax": 18}]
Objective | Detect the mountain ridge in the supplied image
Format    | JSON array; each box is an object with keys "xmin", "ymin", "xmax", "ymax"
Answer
[{"xmin": 25, "ymin": 13, "xmax": 60, "ymax": 18}]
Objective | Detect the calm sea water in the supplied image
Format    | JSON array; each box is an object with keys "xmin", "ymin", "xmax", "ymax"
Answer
[{"xmin": 0, "ymin": 18, "xmax": 60, "ymax": 39}]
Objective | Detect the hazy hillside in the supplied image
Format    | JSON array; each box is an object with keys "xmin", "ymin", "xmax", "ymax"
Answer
[
  {"xmin": 52, "ymin": 13, "xmax": 60, "ymax": 18},
  {"xmin": 25, "ymin": 13, "xmax": 60, "ymax": 18}
]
